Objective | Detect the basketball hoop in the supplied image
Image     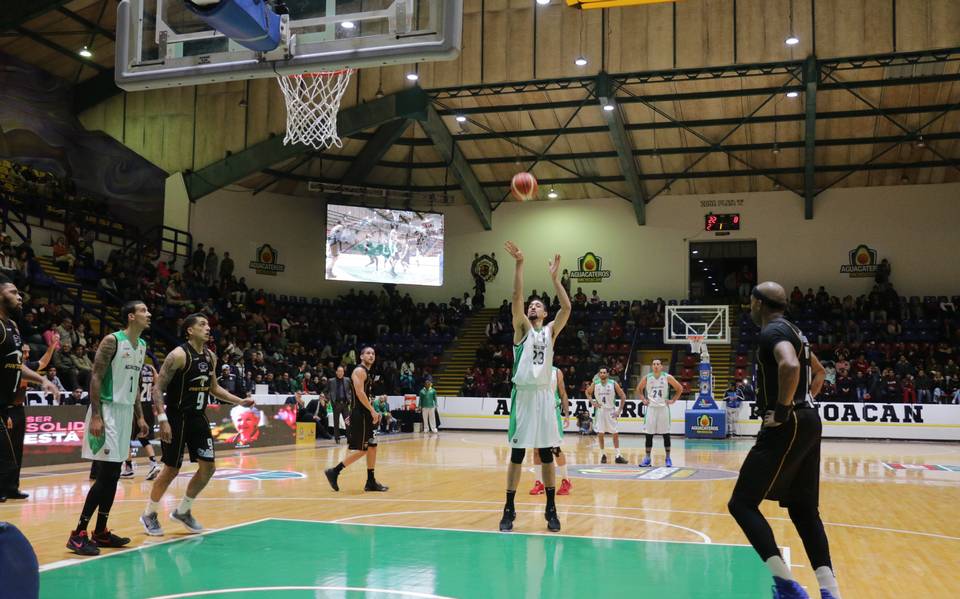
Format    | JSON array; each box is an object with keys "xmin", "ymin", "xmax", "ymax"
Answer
[
  {"xmin": 687, "ymin": 334, "xmax": 705, "ymax": 357},
  {"xmin": 276, "ymin": 69, "xmax": 353, "ymax": 150}
]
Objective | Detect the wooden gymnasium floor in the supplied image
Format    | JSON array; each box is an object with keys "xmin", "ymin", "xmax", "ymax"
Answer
[{"xmin": 5, "ymin": 431, "xmax": 960, "ymax": 599}]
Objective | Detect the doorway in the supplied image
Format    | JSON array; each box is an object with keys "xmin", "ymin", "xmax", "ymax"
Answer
[{"xmin": 689, "ymin": 240, "xmax": 757, "ymax": 303}]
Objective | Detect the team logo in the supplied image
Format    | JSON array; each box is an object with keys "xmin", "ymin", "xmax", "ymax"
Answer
[
  {"xmin": 178, "ymin": 468, "xmax": 306, "ymax": 481},
  {"xmin": 840, "ymin": 244, "xmax": 879, "ymax": 278},
  {"xmin": 690, "ymin": 413, "xmax": 721, "ymax": 435},
  {"xmin": 470, "ymin": 252, "xmax": 499, "ymax": 282},
  {"xmin": 570, "ymin": 252, "xmax": 611, "ymax": 283},
  {"xmin": 198, "ymin": 361, "xmax": 209, "ymax": 373},
  {"xmin": 698, "ymin": 414, "xmax": 712, "ymax": 427},
  {"xmin": 249, "ymin": 244, "xmax": 287, "ymax": 276}
]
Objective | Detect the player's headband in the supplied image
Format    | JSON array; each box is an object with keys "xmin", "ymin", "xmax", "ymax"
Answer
[{"xmin": 751, "ymin": 287, "xmax": 787, "ymax": 310}]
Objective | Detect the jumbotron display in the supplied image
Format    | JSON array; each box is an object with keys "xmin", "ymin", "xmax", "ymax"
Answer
[{"xmin": 325, "ymin": 204, "xmax": 444, "ymax": 286}]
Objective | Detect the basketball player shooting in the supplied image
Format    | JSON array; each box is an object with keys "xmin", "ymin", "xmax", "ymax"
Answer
[
  {"xmin": 499, "ymin": 241, "xmax": 571, "ymax": 533},
  {"xmin": 727, "ymin": 282, "xmax": 840, "ymax": 599}
]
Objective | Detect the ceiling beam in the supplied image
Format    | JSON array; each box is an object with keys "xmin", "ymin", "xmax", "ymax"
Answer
[
  {"xmin": 0, "ymin": 1, "xmax": 74, "ymax": 32},
  {"xmin": 15, "ymin": 26, "xmax": 108, "ymax": 72},
  {"xmin": 341, "ymin": 119, "xmax": 412, "ymax": 185},
  {"xmin": 417, "ymin": 105, "xmax": 492, "ymax": 230},
  {"xmin": 597, "ymin": 73, "xmax": 646, "ymax": 225},
  {"xmin": 183, "ymin": 87, "xmax": 430, "ymax": 200},
  {"xmin": 803, "ymin": 56, "xmax": 818, "ymax": 220},
  {"xmin": 57, "ymin": 7, "xmax": 115, "ymax": 41},
  {"xmin": 265, "ymin": 159, "xmax": 960, "ymax": 192}
]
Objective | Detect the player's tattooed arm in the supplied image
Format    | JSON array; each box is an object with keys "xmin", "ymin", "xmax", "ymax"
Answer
[
  {"xmin": 87, "ymin": 334, "xmax": 117, "ymax": 437},
  {"xmin": 152, "ymin": 347, "xmax": 185, "ymax": 413}
]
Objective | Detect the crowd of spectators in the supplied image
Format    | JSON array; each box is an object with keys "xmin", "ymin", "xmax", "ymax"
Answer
[{"xmin": 738, "ymin": 282, "xmax": 960, "ymax": 404}]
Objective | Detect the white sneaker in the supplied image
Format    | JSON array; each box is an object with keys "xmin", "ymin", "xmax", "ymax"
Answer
[
  {"xmin": 120, "ymin": 462, "xmax": 135, "ymax": 478},
  {"xmin": 146, "ymin": 462, "xmax": 161, "ymax": 481}
]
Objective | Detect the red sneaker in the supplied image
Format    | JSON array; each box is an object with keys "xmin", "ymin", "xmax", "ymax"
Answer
[
  {"xmin": 529, "ymin": 480, "xmax": 545, "ymax": 495},
  {"xmin": 558, "ymin": 479, "xmax": 572, "ymax": 496}
]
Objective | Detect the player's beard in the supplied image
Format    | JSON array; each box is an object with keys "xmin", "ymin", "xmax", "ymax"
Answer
[{"xmin": 4, "ymin": 300, "xmax": 22, "ymax": 320}]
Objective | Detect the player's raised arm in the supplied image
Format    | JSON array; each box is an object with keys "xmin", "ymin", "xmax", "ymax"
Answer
[
  {"xmin": 548, "ymin": 254, "xmax": 572, "ymax": 340},
  {"xmin": 504, "ymin": 241, "xmax": 532, "ymax": 344}
]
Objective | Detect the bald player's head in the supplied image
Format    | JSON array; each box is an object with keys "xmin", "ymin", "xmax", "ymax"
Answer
[{"xmin": 750, "ymin": 281, "xmax": 787, "ymax": 326}]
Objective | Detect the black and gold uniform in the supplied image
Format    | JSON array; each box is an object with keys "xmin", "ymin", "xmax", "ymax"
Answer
[
  {"xmin": 346, "ymin": 364, "xmax": 377, "ymax": 451},
  {"xmin": 161, "ymin": 343, "xmax": 215, "ymax": 468},
  {"xmin": 0, "ymin": 319, "xmax": 23, "ymax": 495}
]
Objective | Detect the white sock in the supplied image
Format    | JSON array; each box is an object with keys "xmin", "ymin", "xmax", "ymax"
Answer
[
  {"xmin": 616, "ymin": 449, "xmax": 622, "ymax": 457},
  {"xmin": 764, "ymin": 556, "xmax": 792, "ymax": 580},
  {"xmin": 177, "ymin": 495, "xmax": 195, "ymax": 515},
  {"xmin": 815, "ymin": 566, "xmax": 841, "ymax": 597},
  {"xmin": 144, "ymin": 500, "xmax": 161, "ymax": 516}
]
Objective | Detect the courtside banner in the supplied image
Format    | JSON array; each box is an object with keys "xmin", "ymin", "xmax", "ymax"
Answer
[
  {"xmin": 22, "ymin": 404, "xmax": 299, "ymax": 467},
  {"xmin": 433, "ymin": 397, "xmax": 960, "ymax": 441}
]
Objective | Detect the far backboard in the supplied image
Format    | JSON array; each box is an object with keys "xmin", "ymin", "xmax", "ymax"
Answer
[{"xmin": 115, "ymin": 0, "xmax": 462, "ymax": 90}]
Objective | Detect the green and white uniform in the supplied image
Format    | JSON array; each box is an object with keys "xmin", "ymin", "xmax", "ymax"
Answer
[
  {"xmin": 593, "ymin": 378, "xmax": 619, "ymax": 434},
  {"xmin": 643, "ymin": 372, "xmax": 672, "ymax": 434},
  {"xmin": 508, "ymin": 325, "xmax": 560, "ymax": 449},
  {"xmin": 551, "ymin": 367, "xmax": 564, "ymax": 440},
  {"xmin": 82, "ymin": 331, "xmax": 147, "ymax": 462}
]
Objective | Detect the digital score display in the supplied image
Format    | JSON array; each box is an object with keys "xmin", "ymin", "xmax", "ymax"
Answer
[{"xmin": 705, "ymin": 213, "xmax": 740, "ymax": 232}]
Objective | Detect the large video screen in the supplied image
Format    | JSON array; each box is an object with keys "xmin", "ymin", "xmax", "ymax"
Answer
[{"xmin": 325, "ymin": 204, "xmax": 444, "ymax": 286}]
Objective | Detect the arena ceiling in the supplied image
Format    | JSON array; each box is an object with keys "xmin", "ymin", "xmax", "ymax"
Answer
[{"xmin": 2, "ymin": 0, "xmax": 959, "ymax": 229}]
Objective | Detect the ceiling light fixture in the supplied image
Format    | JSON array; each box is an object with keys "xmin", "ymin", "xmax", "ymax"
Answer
[
  {"xmin": 602, "ymin": 103, "xmax": 615, "ymax": 112},
  {"xmin": 455, "ymin": 115, "xmax": 467, "ymax": 123},
  {"xmin": 341, "ymin": 21, "xmax": 355, "ymax": 29},
  {"xmin": 79, "ymin": 46, "xmax": 92, "ymax": 58},
  {"xmin": 785, "ymin": 35, "xmax": 799, "ymax": 46},
  {"xmin": 547, "ymin": 188, "xmax": 558, "ymax": 199},
  {"xmin": 786, "ymin": 90, "xmax": 799, "ymax": 98},
  {"xmin": 406, "ymin": 72, "xmax": 419, "ymax": 81},
  {"xmin": 575, "ymin": 56, "xmax": 588, "ymax": 67},
  {"xmin": 536, "ymin": 0, "xmax": 551, "ymax": 5}
]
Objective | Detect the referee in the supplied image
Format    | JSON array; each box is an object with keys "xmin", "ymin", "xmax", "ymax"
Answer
[{"xmin": 727, "ymin": 282, "xmax": 841, "ymax": 599}]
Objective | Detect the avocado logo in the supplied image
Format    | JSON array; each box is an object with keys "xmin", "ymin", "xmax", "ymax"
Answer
[
  {"xmin": 840, "ymin": 244, "xmax": 878, "ymax": 278},
  {"xmin": 249, "ymin": 244, "xmax": 286, "ymax": 276},
  {"xmin": 698, "ymin": 414, "xmax": 712, "ymax": 428},
  {"xmin": 571, "ymin": 252, "xmax": 611, "ymax": 283}
]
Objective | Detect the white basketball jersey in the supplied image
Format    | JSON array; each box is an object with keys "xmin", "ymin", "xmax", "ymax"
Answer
[
  {"xmin": 103, "ymin": 331, "xmax": 147, "ymax": 406},
  {"xmin": 645, "ymin": 373, "xmax": 670, "ymax": 408},
  {"xmin": 594, "ymin": 379, "xmax": 617, "ymax": 409},
  {"xmin": 512, "ymin": 325, "xmax": 553, "ymax": 388}
]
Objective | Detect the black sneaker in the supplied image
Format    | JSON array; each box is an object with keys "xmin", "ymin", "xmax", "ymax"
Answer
[
  {"xmin": 7, "ymin": 490, "xmax": 29, "ymax": 500},
  {"xmin": 324, "ymin": 467, "xmax": 340, "ymax": 492},
  {"xmin": 545, "ymin": 508, "xmax": 561, "ymax": 532},
  {"xmin": 600, "ymin": 454, "xmax": 608, "ymax": 464},
  {"xmin": 66, "ymin": 531, "xmax": 100, "ymax": 556},
  {"xmin": 499, "ymin": 508, "xmax": 516, "ymax": 532},
  {"xmin": 615, "ymin": 456, "xmax": 628, "ymax": 464},
  {"xmin": 92, "ymin": 530, "xmax": 131, "ymax": 548},
  {"xmin": 364, "ymin": 479, "xmax": 389, "ymax": 492}
]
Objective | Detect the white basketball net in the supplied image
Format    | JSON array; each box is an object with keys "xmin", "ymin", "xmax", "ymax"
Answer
[
  {"xmin": 276, "ymin": 69, "xmax": 353, "ymax": 150},
  {"xmin": 688, "ymin": 334, "xmax": 705, "ymax": 356}
]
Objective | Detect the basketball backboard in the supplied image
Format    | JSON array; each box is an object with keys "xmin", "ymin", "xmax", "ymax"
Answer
[
  {"xmin": 664, "ymin": 305, "xmax": 730, "ymax": 346},
  {"xmin": 115, "ymin": 0, "xmax": 462, "ymax": 91}
]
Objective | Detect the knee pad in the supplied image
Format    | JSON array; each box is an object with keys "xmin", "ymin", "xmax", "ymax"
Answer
[
  {"xmin": 663, "ymin": 434, "xmax": 671, "ymax": 448},
  {"xmin": 538, "ymin": 447, "xmax": 554, "ymax": 463},
  {"xmin": 510, "ymin": 448, "xmax": 526, "ymax": 464},
  {"xmin": 645, "ymin": 434, "xmax": 654, "ymax": 448}
]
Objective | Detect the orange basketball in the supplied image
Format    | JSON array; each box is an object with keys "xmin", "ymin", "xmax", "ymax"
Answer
[{"xmin": 510, "ymin": 172, "xmax": 538, "ymax": 201}]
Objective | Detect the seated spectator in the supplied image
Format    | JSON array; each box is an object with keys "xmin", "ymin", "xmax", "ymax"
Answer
[
  {"xmin": 44, "ymin": 367, "xmax": 67, "ymax": 403},
  {"xmin": 575, "ymin": 404, "xmax": 593, "ymax": 435},
  {"xmin": 62, "ymin": 388, "xmax": 88, "ymax": 406},
  {"xmin": 589, "ymin": 290, "xmax": 600, "ymax": 304},
  {"xmin": 485, "ymin": 317, "xmax": 503, "ymax": 339},
  {"xmin": 51, "ymin": 236, "xmax": 76, "ymax": 271},
  {"xmin": 573, "ymin": 287, "xmax": 587, "ymax": 306},
  {"xmin": 373, "ymin": 395, "xmax": 394, "ymax": 432}
]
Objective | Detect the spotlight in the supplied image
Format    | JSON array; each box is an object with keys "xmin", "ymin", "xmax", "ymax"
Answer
[
  {"xmin": 536, "ymin": 0, "xmax": 551, "ymax": 5},
  {"xmin": 785, "ymin": 35, "xmax": 799, "ymax": 46},
  {"xmin": 786, "ymin": 90, "xmax": 800, "ymax": 98},
  {"xmin": 455, "ymin": 115, "xmax": 467, "ymax": 123},
  {"xmin": 406, "ymin": 72, "xmax": 419, "ymax": 82},
  {"xmin": 602, "ymin": 104, "xmax": 615, "ymax": 112},
  {"xmin": 78, "ymin": 46, "xmax": 92, "ymax": 58},
  {"xmin": 547, "ymin": 188, "xmax": 558, "ymax": 199},
  {"xmin": 574, "ymin": 56, "xmax": 588, "ymax": 67},
  {"xmin": 341, "ymin": 21, "xmax": 355, "ymax": 29}
]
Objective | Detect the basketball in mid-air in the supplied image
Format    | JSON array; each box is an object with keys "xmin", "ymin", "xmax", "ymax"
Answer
[{"xmin": 510, "ymin": 172, "xmax": 538, "ymax": 202}]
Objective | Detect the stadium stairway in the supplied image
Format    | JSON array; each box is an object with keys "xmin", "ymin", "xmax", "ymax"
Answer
[
  {"xmin": 432, "ymin": 307, "xmax": 498, "ymax": 396},
  {"xmin": 34, "ymin": 255, "xmax": 123, "ymax": 336}
]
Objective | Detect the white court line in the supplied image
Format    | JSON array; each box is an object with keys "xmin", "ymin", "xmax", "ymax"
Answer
[
  {"xmin": 17, "ymin": 495, "xmax": 960, "ymax": 542},
  {"xmin": 272, "ymin": 517, "xmax": 739, "ymax": 549},
  {"xmin": 38, "ymin": 517, "xmax": 274, "ymax": 572},
  {"xmin": 329, "ymin": 509, "xmax": 713, "ymax": 544},
  {"xmin": 147, "ymin": 586, "xmax": 455, "ymax": 599}
]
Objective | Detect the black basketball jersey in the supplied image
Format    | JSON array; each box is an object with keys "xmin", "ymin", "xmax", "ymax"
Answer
[
  {"xmin": 141, "ymin": 363, "xmax": 155, "ymax": 404},
  {"xmin": 166, "ymin": 343, "xmax": 213, "ymax": 414},
  {"xmin": 0, "ymin": 319, "xmax": 23, "ymax": 407},
  {"xmin": 755, "ymin": 317, "xmax": 812, "ymax": 413},
  {"xmin": 350, "ymin": 365, "xmax": 373, "ymax": 411}
]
